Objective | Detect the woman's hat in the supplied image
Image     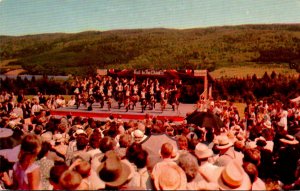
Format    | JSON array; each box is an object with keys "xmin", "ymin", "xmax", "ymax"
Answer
[
  {"xmin": 194, "ymin": 143, "xmax": 213, "ymax": 159},
  {"xmin": 53, "ymin": 133, "xmax": 64, "ymax": 143},
  {"xmin": 215, "ymin": 136, "xmax": 233, "ymax": 150},
  {"xmin": 153, "ymin": 163, "xmax": 187, "ymax": 190},
  {"xmin": 280, "ymin": 134, "xmax": 299, "ymax": 145},
  {"xmin": 73, "ymin": 129, "xmax": 87, "ymax": 138},
  {"xmin": 131, "ymin": 129, "xmax": 147, "ymax": 143},
  {"xmin": 217, "ymin": 161, "xmax": 251, "ymax": 190},
  {"xmin": 97, "ymin": 151, "xmax": 132, "ymax": 188}
]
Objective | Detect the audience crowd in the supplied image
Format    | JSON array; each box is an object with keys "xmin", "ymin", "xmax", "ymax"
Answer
[{"xmin": 0, "ymin": 74, "xmax": 299, "ymax": 190}]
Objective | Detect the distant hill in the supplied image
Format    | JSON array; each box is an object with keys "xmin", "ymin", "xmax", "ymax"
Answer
[{"xmin": 1, "ymin": 24, "xmax": 300, "ymax": 76}]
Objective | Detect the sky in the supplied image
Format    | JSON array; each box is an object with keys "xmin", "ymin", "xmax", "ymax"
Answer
[{"xmin": 1, "ymin": 0, "xmax": 300, "ymax": 36}]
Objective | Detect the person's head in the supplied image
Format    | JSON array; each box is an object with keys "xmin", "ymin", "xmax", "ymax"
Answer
[
  {"xmin": 126, "ymin": 142, "xmax": 143, "ymax": 163},
  {"xmin": 37, "ymin": 141, "xmax": 52, "ymax": 160},
  {"xmin": 19, "ymin": 134, "xmax": 42, "ymax": 163},
  {"xmin": 214, "ymin": 135, "xmax": 233, "ymax": 154},
  {"xmin": 177, "ymin": 135, "xmax": 188, "ymax": 150},
  {"xmin": 49, "ymin": 164, "xmax": 68, "ymax": 189},
  {"xmin": 133, "ymin": 149, "xmax": 148, "ymax": 169},
  {"xmin": 97, "ymin": 151, "xmax": 132, "ymax": 189},
  {"xmin": 153, "ymin": 163, "xmax": 187, "ymax": 190},
  {"xmin": 132, "ymin": 129, "xmax": 146, "ymax": 143},
  {"xmin": 178, "ymin": 153, "xmax": 199, "ymax": 182},
  {"xmin": 194, "ymin": 143, "xmax": 214, "ymax": 162},
  {"xmin": 75, "ymin": 161, "xmax": 91, "ymax": 179},
  {"xmin": 76, "ymin": 135, "xmax": 88, "ymax": 151},
  {"xmin": 34, "ymin": 125, "xmax": 43, "ymax": 135},
  {"xmin": 243, "ymin": 148, "xmax": 261, "ymax": 166},
  {"xmin": 59, "ymin": 170, "xmax": 82, "ymax": 190},
  {"xmin": 166, "ymin": 126, "xmax": 174, "ymax": 136},
  {"xmin": 99, "ymin": 136, "xmax": 116, "ymax": 153},
  {"xmin": 234, "ymin": 141, "xmax": 245, "ymax": 152},
  {"xmin": 119, "ymin": 134, "xmax": 132, "ymax": 148},
  {"xmin": 160, "ymin": 142, "xmax": 173, "ymax": 159},
  {"xmin": 89, "ymin": 132, "xmax": 101, "ymax": 149},
  {"xmin": 242, "ymin": 162, "xmax": 258, "ymax": 183}
]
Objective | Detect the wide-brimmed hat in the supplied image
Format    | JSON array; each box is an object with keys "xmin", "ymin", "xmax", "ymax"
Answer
[
  {"xmin": 9, "ymin": 113, "xmax": 19, "ymax": 119},
  {"xmin": 7, "ymin": 121, "xmax": 21, "ymax": 129},
  {"xmin": 153, "ymin": 163, "xmax": 187, "ymax": 190},
  {"xmin": 280, "ymin": 134, "xmax": 299, "ymax": 145},
  {"xmin": 215, "ymin": 136, "xmax": 233, "ymax": 150},
  {"xmin": 131, "ymin": 129, "xmax": 147, "ymax": 143},
  {"xmin": 97, "ymin": 151, "xmax": 132, "ymax": 188},
  {"xmin": 263, "ymin": 121, "xmax": 272, "ymax": 129},
  {"xmin": 41, "ymin": 131, "xmax": 53, "ymax": 143},
  {"xmin": 53, "ymin": 133, "xmax": 64, "ymax": 143},
  {"xmin": 73, "ymin": 129, "xmax": 87, "ymax": 138},
  {"xmin": 194, "ymin": 143, "xmax": 213, "ymax": 159},
  {"xmin": 217, "ymin": 161, "xmax": 251, "ymax": 190}
]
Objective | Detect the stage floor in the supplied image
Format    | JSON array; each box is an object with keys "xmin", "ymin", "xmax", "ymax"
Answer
[{"xmin": 51, "ymin": 101, "xmax": 195, "ymax": 122}]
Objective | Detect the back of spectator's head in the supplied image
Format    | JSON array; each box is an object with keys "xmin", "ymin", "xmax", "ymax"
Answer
[
  {"xmin": 50, "ymin": 164, "xmax": 68, "ymax": 185},
  {"xmin": 134, "ymin": 149, "xmax": 148, "ymax": 169},
  {"xmin": 126, "ymin": 142, "xmax": 143, "ymax": 163},
  {"xmin": 75, "ymin": 161, "xmax": 91, "ymax": 179},
  {"xmin": 99, "ymin": 136, "xmax": 115, "ymax": 153},
  {"xmin": 76, "ymin": 135, "xmax": 88, "ymax": 150},
  {"xmin": 243, "ymin": 162, "xmax": 258, "ymax": 183},
  {"xmin": 119, "ymin": 133, "xmax": 132, "ymax": 148},
  {"xmin": 89, "ymin": 132, "xmax": 101, "ymax": 149},
  {"xmin": 243, "ymin": 148, "xmax": 261, "ymax": 166},
  {"xmin": 34, "ymin": 125, "xmax": 43, "ymax": 135},
  {"xmin": 234, "ymin": 141, "xmax": 245, "ymax": 152},
  {"xmin": 160, "ymin": 142, "xmax": 173, "ymax": 159},
  {"xmin": 37, "ymin": 141, "xmax": 52, "ymax": 160},
  {"xmin": 178, "ymin": 152, "xmax": 199, "ymax": 182},
  {"xmin": 20, "ymin": 134, "xmax": 42, "ymax": 161},
  {"xmin": 59, "ymin": 170, "xmax": 82, "ymax": 190}
]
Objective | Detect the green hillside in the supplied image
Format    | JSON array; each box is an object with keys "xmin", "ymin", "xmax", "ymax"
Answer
[{"xmin": 1, "ymin": 24, "xmax": 300, "ymax": 76}]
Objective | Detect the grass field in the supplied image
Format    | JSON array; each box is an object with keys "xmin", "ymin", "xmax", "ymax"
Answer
[
  {"xmin": 0, "ymin": 59, "xmax": 24, "ymax": 74},
  {"xmin": 210, "ymin": 64, "xmax": 297, "ymax": 79}
]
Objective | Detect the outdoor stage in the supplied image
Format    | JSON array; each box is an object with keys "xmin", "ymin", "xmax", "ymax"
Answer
[{"xmin": 51, "ymin": 102, "xmax": 196, "ymax": 122}]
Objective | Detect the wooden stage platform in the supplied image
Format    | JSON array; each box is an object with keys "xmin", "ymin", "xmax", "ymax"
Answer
[{"xmin": 51, "ymin": 102, "xmax": 195, "ymax": 122}]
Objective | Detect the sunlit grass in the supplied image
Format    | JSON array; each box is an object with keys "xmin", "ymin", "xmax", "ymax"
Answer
[{"xmin": 210, "ymin": 64, "xmax": 297, "ymax": 79}]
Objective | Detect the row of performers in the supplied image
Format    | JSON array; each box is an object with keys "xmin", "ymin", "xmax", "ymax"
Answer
[{"xmin": 74, "ymin": 86, "xmax": 180, "ymax": 113}]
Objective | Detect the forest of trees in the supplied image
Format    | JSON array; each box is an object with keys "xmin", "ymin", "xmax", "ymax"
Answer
[{"xmin": 1, "ymin": 24, "xmax": 300, "ymax": 75}]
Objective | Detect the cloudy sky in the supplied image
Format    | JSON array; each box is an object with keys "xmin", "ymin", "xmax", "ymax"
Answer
[{"xmin": 1, "ymin": 0, "xmax": 300, "ymax": 36}]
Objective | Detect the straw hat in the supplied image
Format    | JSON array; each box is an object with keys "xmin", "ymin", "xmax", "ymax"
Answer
[
  {"xmin": 153, "ymin": 163, "xmax": 187, "ymax": 190},
  {"xmin": 263, "ymin": 121, "xmax": 272, "ymax": 129},
  {"xmin": 73, "ymin": 129, "xmax": 87, "ymax": 138},
  {"xmin": 97, "ymin": 151, "xmax": 132, "ymax": 188},
  {"xmin": 280, "ymin": 134, "xmax": 299, "ymax": 145},
  {"xmin": 41, "ymin": 131, "xmax": 53, "ymax": 143},
  {"xmin": 217, "ymin": 161, "xmax": 251, "ymax": 190},
  {"xmin": 215, "ymin": 136, "xmax": 233, "ymax": 150},
  {"xmin": 131, "ymin": 129, "xmax": 147, "ymax": 143},
  {"xmin": 194, "ymin": 143, "xmax": 213, "ymax": 159},
  {"xmin": 53, "ymin": 133, "xmax": 64, "ymax": 143}
]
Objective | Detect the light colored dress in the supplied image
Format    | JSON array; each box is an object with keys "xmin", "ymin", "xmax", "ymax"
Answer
[{"xmin": 13, "ymin": 161, "xmax": 42, "ymax": 190}]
